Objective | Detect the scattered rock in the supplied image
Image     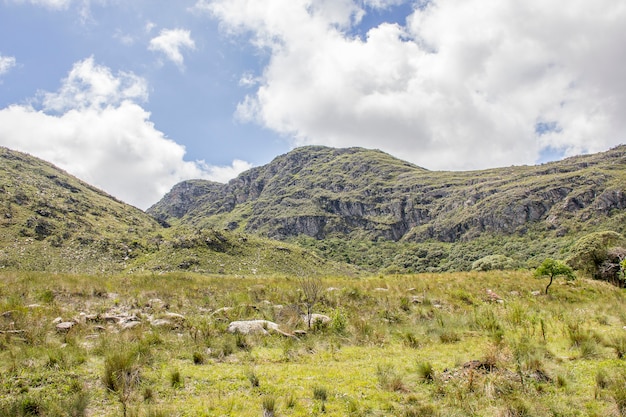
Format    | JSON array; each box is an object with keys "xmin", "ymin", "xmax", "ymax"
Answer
[
  {"xmin": 411, "ymin": 296, "xmax": 423, "ymax": 304},
  {"xmin": 52, "ymin": 317, "xmax": 63, "ymax": 324},
  {"xmin": 509, "ymin": 291, "xmax": 520, "ymax": 297},
  {"xmin": 211, "ymin": 307, "xmax": 233, "ymax": 316},
  {"xmin": 26, "ymin": 304, "xmax": 42, "ymax": 309},
  {"xmin": 294, "ymin": 330, "xmax": 307, "ymax": 337},
  {"xmin": 55, "ymin": 322, "xmax": 75, "ymax": 332},
  {"xmin": 164, "ymin": 312, "xmax": 185, "ymax": 321},
  {"xmin": 120, "ymin": 321, "xmax": 141, "ymax": 331},
  {"xmin": 1, "ymin": 310, "xmax": 16, "ymax": 319},
  {"xmin": 374, "ymin": 288, "xmax": 389, "ymax": 292},
  {"xmin": 147, "ymin": 298, "xmax": 167, "ymax": 310},
  {"xmin": 302, "ymin": 314, "xmax": 331, "ymax": 326},
  {"xmin": 150, "ymin": 319, "xmax": 172, "ymax": 327},
  {"xmin": 102, "ymin": 314, "xmax": 120, "ymax": 323},
  {"xmin": 84, "ymin": 314, "xmax": 99, "ymax": 323},
  {"xmin": 485, "ymin": 289, "xmax": 503, "ymax": 303},
  {"xmin": 531, "ymin": 290, "xmax": 542, "ymax": 296},
  {"xmin": 227, "ymin": 320, "xmax": 280, "ymax": 335}
]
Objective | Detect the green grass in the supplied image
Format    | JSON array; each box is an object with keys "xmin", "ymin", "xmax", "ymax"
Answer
[{"xmin": 0, "ymin": 270, "xmax": 625, "ymax": 416}]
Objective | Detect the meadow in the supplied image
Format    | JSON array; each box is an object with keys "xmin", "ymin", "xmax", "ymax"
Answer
[{"xmin": 1, "ymin": 271, "xmax": 625, "ymax": 416}]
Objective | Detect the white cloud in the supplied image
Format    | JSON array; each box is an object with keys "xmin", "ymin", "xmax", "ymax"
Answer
[
  {"xmin": 41, "ymin": 56, "xmax": 148, "ymax": 112},
  {"xmin": 206, "ymin": 0, "xmax": 626, "ymax": 170},
  {"xmin": 0, "ymin": 58, "xmax": 251, "ymax": 209},
  {"xmin": 203, "ymin": 159, "xmax": 253, "ymax": 183},
  {"xmin": 9, "ymin": 0, "xmax": 72, "ymax": 9},
  {"xmin": 148, "ymin": 29, "xmax": 196, "ymax": 69},
  {"xmin": 0, "ymin": 54, "xmax": 16, "ymax": 76}
]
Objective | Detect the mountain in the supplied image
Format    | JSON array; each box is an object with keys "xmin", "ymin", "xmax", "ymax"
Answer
[
  {"xmin": 0, "ymin": 147, "xmax": 352, "ymax": 276},
  {"xmin": 149, "ymin": 145, "xmax": 626, "ymax": 244}
]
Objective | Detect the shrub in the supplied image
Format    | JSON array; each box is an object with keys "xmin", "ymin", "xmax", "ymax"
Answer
[
  {"xmin": 402, "ymin": 331, "xmax": 421, "ymax": 349},
  {"xmin": 377, "ymin": 364, "xmax": 406, "ymax": 391},
  {"xmin": 313, "ymin": 385, "xmax": 328, "ymax": 402},
  {"xmin": 330, "ymin": 309, "xmax": 347, "ymax": 334},
  {"xmin": 192, "ymin": 351, "xmax": 205, "ymax": 365},
  {"xmin": 471, "ymin": 255, "xmax": 517, "ymax": 271},
  {"xmin": 416, "ymin": 361, "xmax": 435, "ymax": 383},
  {"xmin": 262, "ymin": 396, "xmax": 276, "ymax": 417},
  {"xmin": 169, "ymin": 369, "xmax": 183, "ymax": 388},
  {"xmin": 246, "ymin": 369, "xmax": 260, "ymax": 388},
  {"xmin": 102, "ymin": 349, "xmax": 141, "ymax": 417}
]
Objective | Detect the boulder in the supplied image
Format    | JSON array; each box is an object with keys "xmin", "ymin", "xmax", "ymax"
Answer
[
  {"xmin": 56, "ymin": 322, "xmax": 75, "ymax": 332},
  {"xmin": 227, "ymin": 320, "xmax": 280, "ymax": 335},
  {"xmin": 303, "ymin": 314, "xmax": 331, "ymax": 326}
]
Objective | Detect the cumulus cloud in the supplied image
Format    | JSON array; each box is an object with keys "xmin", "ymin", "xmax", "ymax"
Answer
[
  {"xmin": 0, "ymin": 57, "xmax": 250, "ymax": 209},
  {"xmin": 0, "ymin": 54, "xmax": 16, "ymax": 77},
  {"xmin": 204, "ymin": 0, "xmax": 626, "ymax": 170},
  {"xmin": 148, "ymin": 29, "xmax": 196, "ymax": 69}
]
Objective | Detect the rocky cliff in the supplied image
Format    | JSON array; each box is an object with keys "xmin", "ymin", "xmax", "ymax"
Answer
[{"xmin": 149, "ymin": 145, "xmax": 626, "ymax": 242}]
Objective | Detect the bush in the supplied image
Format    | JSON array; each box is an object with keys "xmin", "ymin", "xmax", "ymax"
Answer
[
  {"xmin": 471, "ymin": 255, "xmax": 517, "ymax": 271},
  {"xmin": 416, "ymin": 361, "xmax": 435, "ymax": 383},
  {"xmin": 169, "ymin": 369, "xmax": 183, "ymax": 388}
]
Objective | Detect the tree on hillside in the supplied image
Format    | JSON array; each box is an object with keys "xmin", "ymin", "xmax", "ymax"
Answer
[
  {"xmin": 567, "ymin": 231, "xmax": 625, "ymax": 286},
  {"xmin": 535, "ymin": 258, "xmax": 575, "ymax": 294}
]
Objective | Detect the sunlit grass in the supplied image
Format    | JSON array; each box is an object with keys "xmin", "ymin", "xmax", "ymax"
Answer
[{"xmin": 0, "ymin": 270, "xmax": 624, "ymax": 416}]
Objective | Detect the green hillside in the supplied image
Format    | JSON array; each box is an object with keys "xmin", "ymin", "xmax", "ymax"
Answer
[
  {"xmin": 150, "ymin": 145, "xmax": 626, "ymax": 272},
  {"xmin": 0, "ymin": 147, "xmax": 352, "ymax": 276}
]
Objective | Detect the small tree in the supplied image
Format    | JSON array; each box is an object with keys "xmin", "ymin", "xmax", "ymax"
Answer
[
  {"xmin": 534, "ymin": 258, "xmax": 575, "ymax": 294},
  {"xmin": 298, "ymin": 276, "xmax": 323, "ymax": 329}
]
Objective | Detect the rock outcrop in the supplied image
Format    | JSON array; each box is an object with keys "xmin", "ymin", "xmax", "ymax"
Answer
[{"xmin": 149, "ymin": 145, "xmax": 626, "ymax": 243}]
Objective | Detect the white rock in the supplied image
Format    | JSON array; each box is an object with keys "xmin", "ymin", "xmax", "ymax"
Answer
[
  {"xmin": 227, "ymin": 320, "xmax": 280, "ymax": 335},
  {"xmin": 56, "ymin": 322, "xmax": 75, "ymax": 331},
  {"xmin": 150, "ymin": 319, "xmax": 172, "ymax": 327},
  {"xmin": 121, "ymin": 321, "xmax": 141, "ymax": 330},
  {"xmin": 302, "ymin": 314, "xmax": 331, "ymax": 326},
  {"xmin": 164, "ymin": 312, "xmax": 185, "ymax": 321}
]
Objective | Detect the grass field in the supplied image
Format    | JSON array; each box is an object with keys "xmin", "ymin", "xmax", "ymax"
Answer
[{"xmin": 1, "ymin": 271, "xmax": 625, "ymax": 416}]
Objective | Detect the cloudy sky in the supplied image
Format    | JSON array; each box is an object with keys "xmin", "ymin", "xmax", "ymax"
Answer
[{"xmin": 1, "ymin": 0, "xmax": 625, "ymax": 209}]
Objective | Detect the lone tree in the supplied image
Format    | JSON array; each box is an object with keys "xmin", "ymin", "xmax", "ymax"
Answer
[
  {"xmin": 534, "ymin": 258, "xmax": 575, "ymax": 294},
  {"xmin": 298, "ymin": 276, "xmax": 323, "ymax": 329}
]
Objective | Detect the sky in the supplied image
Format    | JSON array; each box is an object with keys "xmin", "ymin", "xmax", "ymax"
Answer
[{"xmin": 0, "ymin": 0, "xmax": 625, "ymax": 209}]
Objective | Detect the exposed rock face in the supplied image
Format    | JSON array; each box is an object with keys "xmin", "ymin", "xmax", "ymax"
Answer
[{"xmin": 148, "ymin": 145, "xmax": 626, "ymax": 243}]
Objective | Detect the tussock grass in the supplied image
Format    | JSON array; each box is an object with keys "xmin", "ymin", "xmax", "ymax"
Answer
[{"xmin": 0, "ymin": 270, "xmax": 624, "ymax": 416}]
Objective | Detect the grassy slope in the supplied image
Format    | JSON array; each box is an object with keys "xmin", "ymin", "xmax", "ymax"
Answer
[
  {"xmin": 0, "ymin": 147, "xmax": 162, "ymax": 273},
  {"xmin": 0, "ymin": 147, "xmax": 352, "ymax": 276},
  {"xmin": 1, "ymin": 271, "xmax": 624, "ymax": 416}
]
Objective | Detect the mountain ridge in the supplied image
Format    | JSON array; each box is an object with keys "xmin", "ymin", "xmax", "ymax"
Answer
[{"xmin": 149, "ymin": 144, "xmax": 626, "ymax": 244}]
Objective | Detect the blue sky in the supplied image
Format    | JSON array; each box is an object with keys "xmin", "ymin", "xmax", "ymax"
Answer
[{"xmin": 1, "ymin": 0, "xmax": 625, "ymax": 209}]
